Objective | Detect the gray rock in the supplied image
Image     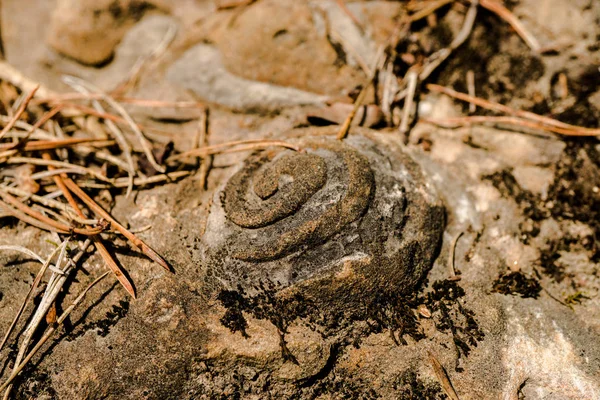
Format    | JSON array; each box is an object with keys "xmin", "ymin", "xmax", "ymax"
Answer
[{"xmin": 167, "ymin": 44, "xmax": 329, "ymax": 112}]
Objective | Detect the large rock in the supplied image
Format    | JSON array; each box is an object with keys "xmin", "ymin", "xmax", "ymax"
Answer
[
  {"xmin": 212, "ymin": 0, "xmax": 364, "ymax": 96},
  {"xmin": 47, "ymin": 0, "xmax": 159, "ymax": 65}
]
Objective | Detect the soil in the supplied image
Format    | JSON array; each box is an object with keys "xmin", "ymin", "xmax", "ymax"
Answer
[{"xmin": 0, "ymin": 0, "xmax": 599, "ymax": 399}]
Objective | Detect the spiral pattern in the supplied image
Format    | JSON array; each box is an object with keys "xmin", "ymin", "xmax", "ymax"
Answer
[{"xmin": 222, "ymin": 139, "xmax": 374, "ymax": 261}]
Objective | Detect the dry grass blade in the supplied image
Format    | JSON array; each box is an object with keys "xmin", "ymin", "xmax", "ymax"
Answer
[
  {"xmin": 428, "ymin": 351, "xmax": 461, "ymax": 400},
  {"xmin": 104, "ymin": 170, "xmax": 191, "ymax": 188},
  {"xmin": 62, "ymin": 177, "xmax": 171, "ymax": 272},
  {"xmin": 0, "ymin": 271, "xmax": 109, "ymax": 393},
  {"xmin": 60, "ymin": 171, "xmax": 191, "ymax": 190},
  {"xmin": 113, "ymin": 24, "xmax": 177, "ymax": 96},
  {"xmin": 0, "ymin": 245, "xmax": 44, "ymax": 263},
  {"xmin": 335, "ymin": 0, "xmax": 364, "ymax": 31},
  {"xmin": 480, "ymin": 0, "xmax": 540, "ymax": 52},
  {"xmin": 399, "ymin": 69, "xmax": 419, "ymax": 137},
  {"xmin": 466, "ymin": 70, "xmax": 476, "ymax": 113},
  {"xmin": 0, "ymin": 86, "xmax": 39, "ymax": 140},
  {"xmin": 3, "ymin": 240, "xmax": 70, "ymax": 399}
]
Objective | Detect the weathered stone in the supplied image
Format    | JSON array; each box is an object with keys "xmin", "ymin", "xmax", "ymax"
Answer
[
  {"xmin": 47, "ymin": 0, "xmax": 158, "ymax": 66},
  {"xmin": 212, "ymin": 0, "xmax": 363, "ymax": 96},
  {"xmin": 202, "ymin": 127, "xmax": 444, "ymax": 312},
  {"xmin": 167, "ymin": 44, "xmax": 329, "ymax": 112}
]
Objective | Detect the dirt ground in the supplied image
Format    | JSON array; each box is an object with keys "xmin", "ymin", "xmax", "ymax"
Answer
[{"xmin": 0, "ymin": 0, "xmax": 599, "ymax": 399}]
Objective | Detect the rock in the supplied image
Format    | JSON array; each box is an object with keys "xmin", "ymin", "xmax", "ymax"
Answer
[
  {"xmin": 211, "ymin": 0, "xmax": 364, "ymax": 96},
  {"xmin": 202, "ymin": 126, "xmax": 444, "ymax": 313},
  {"xmin": 513, "ymin": 166, "xmax": 554, "ymax": 199},
  {"xmin": 167, "ymin": 44, "xmax": 329, "ymax": 112},
  {"xmin": 47, "ymin": 0, "xmax": 159, "ymax": 66}
]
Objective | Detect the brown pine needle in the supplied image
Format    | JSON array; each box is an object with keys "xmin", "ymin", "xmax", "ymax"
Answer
[
  {"xmin": 169, "ymin": 139, "xmax": 302, "ymax": 161},
  {"xmin": 43, "ymin": 153, "xmax": 136, "ymax": 298},
  {"xmin": 62, "ymin": 177, "xmax": 171, "ymax": 272},
  {"xmin": 0, "ymin": 138, "xmax": 113, "ymax": 151},
  {"xmin": 4, "ymin": 156, "xmax": 112, "ymax": 183},
  {"xmin": 428, "ymin": 351, "xmax": 461, "ymax": 400},
  {"xmin": 27, "ymin": 105, "xmax": 64, "ymax": 134},
  {"xmin": 0, "ymin": 199, "xmax": 70, "ymax": 233},
  {"xmin": 92, "ymin": 238, "xmax": 136, "ymax": 297},
  {"xmin": 337, "ymin": 47, "xmax": 384, "ymax": 140},
  {"xmin": 0, "ymin": 191, "xmax": 104, "ymax": 236},
  {"xmin": 423, "ymin": 115, "xmax": 599, "ymax": 136},
  {"xmin": 0, "ymin": 85, "xmax": 39, "ymax": 140},
  {"xmin": 426, "ymin": 84, "xmax": 600, "ymax": 136}
]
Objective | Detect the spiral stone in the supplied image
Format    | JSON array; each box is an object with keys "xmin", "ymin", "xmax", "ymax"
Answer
[
  {"xmin": 222, "ymin": 140, "xmax": 374, "ymax": 261},
  {"xmin": 203, "ymin": 126, "xmax": 444, "ymax": 311}
]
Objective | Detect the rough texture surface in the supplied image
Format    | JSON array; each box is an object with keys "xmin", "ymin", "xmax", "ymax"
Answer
[
  {"xmin": 47, "ymin": 0, "xmax": 159, "ymax": 65},
  {"xmin": 204, "ymin": 128, "xmax": 444, "ymax": 312},
  {"xmin": 0, "ymin": 0, "xmax": 599, "ymax": 398}
]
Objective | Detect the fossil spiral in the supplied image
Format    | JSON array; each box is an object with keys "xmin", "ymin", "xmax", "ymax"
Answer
[
  {"xmin": 222, "ymin": 139, "xmax": 374, "ymax": 261},
  {"xmin": 203, "ymin": 127, "xmax": 444, "ymax": 307}
]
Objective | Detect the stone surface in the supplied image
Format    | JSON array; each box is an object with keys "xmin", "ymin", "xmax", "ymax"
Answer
[
  {"xmin": 47, "ymin": 0, "xmax": 158, "ymax": 66},
  {"xmin": 203, "ymin": 127, "xmax": 444, "ymax": 313},
  {"xmin": 0, "ymin": 0, "xmax": 599, "ymax": 398},
  {"xmin": 167, "ymin": 44, "xmax": 329, "ymax": 112},
  {"xmin": 211, "ymin": 0, "xmax": 363, "ymax": 96}
]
